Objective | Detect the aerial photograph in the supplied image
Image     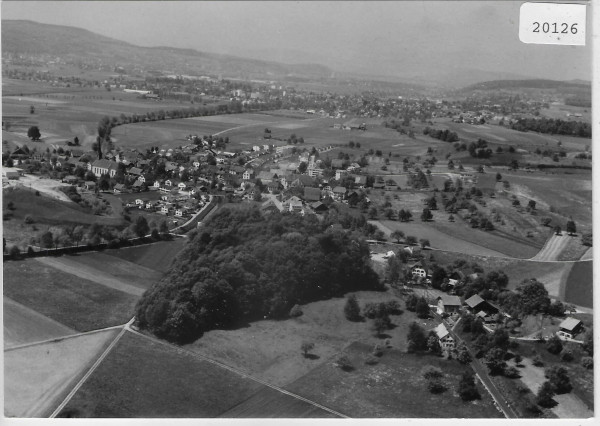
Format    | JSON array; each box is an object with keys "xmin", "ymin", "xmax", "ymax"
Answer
[{"xmin": 1, "ymin": 0, "xmax": 594, "ymax": 421}]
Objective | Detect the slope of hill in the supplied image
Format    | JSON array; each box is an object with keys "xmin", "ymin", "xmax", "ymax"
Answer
[
  {"xmin": 459, "ymin": 79, "xmax": 591, "ymax": 92},
  {"xmin": 1, "ymin": 20, "xmax": 332, "ymax": 80}
]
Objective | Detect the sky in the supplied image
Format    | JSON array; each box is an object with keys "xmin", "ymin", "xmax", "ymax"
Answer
[{"xmin": 1, "ymin": 1, "xmax": 592, "ymax": 82}]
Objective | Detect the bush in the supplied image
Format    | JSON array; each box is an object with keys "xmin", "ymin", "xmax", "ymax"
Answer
[
  {"xmin": 535, "ymin": 381, "xmax": 557, "ymax": 408},
  {"xmin": 525, "ymin": 399, "xmax": 542, "ymax": 416},
  {"xmin": 289, "ymin": 304, "xmax": 303, "ymax": 318},
  {"xmin": 560, "ymin": 349, "xmax": 574, "ymax": 362},
  {"xmin": 24, "ymin": 215, "xmax": 34, "ymax": 224},
  {"xmin": 458, "ymin": 373, "xmax": 481, "ymax": 401},
  {"xmin": 421, "ymin": 365, "xmax": 443, "ymax": 380},
  {"xmin": 427, "ymin": 378, "xmax": 447, "ymax": 394},
  {"xmin": 503, "ymin": 366, "xmax": 521, "ymax": 378},
  {"xmin": 546, "ymin": 335, "xmax": 563, "ymax": 355},
  {"xmin": 545, "ymin": 365, "xmax": 572, "ymax": 394},
  {"xmin": 335, "ymin": 354, "xmax": 354, "ymax": 371},
  {"xmin": 581, "ymin": 356, "xmax": 593, "ymax": 369},
  {"xmin": 516, "ymin": 383, "xmax": 530, "ymax": 394},
  {"xmin": 372, "ymin": 344, "xmax": 383, "ymax": 357},
  {"xmin": 532, "ymin": 355, "xmax": 544, "ymax": 367},
  {"xmin": 9, "ymin": 245, "xmax": 20, "ymax": 259},
  {"xmin": 301, "ymin": 341, "xmax": 315, "ymax": 357}
]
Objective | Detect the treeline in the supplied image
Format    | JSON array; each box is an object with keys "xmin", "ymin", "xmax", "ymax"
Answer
[
  {"xmin": 135, "ymin": 207, "xmax": 383, "ymax": 343},
  {"xmin": 423, "ymin": 127, "xmax": 459, "ymax": 142},
  {"xmin": 510, "ymin": 118, "xmax": 591, "ymax": 138},
  {"xmin": 564, "ymin": 96, "xmax": 591, "ymax": 108}
]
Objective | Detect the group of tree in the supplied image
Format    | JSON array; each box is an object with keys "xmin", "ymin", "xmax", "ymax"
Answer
[
  {"xmin": 510, "ymin": 117, "xmax": 591, "ymax": 138},
  {"xmin": 468, "ymin": 139, "xmax": 493, "ymax": 159},
  {"xmin": 423, "ymin": 127, "xmax": 459, "ymax": 142},
  {"xmin": 135, "ymin": 207, "xmax": 383, "ymax": 343}
]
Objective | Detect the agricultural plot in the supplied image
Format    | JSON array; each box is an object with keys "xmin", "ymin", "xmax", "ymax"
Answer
[
  {"xmin": 286, "ymin": 342, "xmax": 503, "ymax": 418},
  {"xmin": 4, "ymin": 297, "xmax": 76, "ymax": 349},
  {"xmin": 564, "ymin": 260, "xmax": 593, "ymax": 308},
  {"xmin": 50, "ymin": 252, "xmax": 164, "ymax": 291},
  {"xmin": 58, "ymin": 332, "xmax": 265, "ymax": 418},
  {"xmin": 219, "ymin": 387, "xmax": 339, "ymax": 418},
  {"xmin": 103, "ymin": 238, "xmax": 187, "ymax": 273},
  {"xmin": 376, "ymin": 220, "xmax": 511, "ymax": 258},
  {"xmin": 3, "ymin": 259, "xmax": 138, "ymax": 331},
  {"xmin": 187, "ymin": 290, "xmax": 436, "ymax": 387},
  {"xmin": 5, "ymin": 328, "xmax": 120, "ymax": 417}
]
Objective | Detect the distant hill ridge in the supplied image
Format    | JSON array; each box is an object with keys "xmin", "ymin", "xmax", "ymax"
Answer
[
  {"xmin": 460, "ymin": 79, "xmax": 591, "ymax": 92},
  {"xmin": 1, "ymin": 19, "xmax": 333, "ymax": 79}
]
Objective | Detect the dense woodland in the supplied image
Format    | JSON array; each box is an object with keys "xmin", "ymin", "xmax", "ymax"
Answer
[
  {"xmin": 509, "ymin": 117, "xmax": 591, "ymax": 138},
  {"xmin": 136, "ymin": 207, "xmax": 382, "ymax": 343}
]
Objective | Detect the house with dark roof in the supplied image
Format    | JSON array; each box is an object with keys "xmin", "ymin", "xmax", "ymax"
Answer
[
  {"xmin": 310, "ymin": 201, "xmax": 328, "ymax": 213},
  {"xmin": 303, "ymin": 187, "xmax": 321, "ymax": 202}
]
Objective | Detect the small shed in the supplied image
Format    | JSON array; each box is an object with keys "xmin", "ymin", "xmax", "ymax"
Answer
[{"xmin": 557, "ymin": 317, "xmax": 583, "ymax": 340}]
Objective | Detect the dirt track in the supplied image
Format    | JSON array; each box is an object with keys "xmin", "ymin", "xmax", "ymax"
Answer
[
  {"xmin": 35, "ymin": 257, "xmax": 145, "ymax": 297},
  {"xmin": 4, "ymin": 329, "xmax": 119, "ymax": 417}
]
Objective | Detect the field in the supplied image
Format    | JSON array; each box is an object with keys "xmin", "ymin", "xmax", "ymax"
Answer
[
  {"xmin": 2, "ymin": 186, "xmax": 125, "ymax": 247},
  {"xmin": 4, "ymin": 297, "xmax": 75, "ymax": 348},
  {"xmin": 45, "ymin": 252, "xmax": 163, "ymax": 291},
  {"xmin": 564, "ymin": 260, "xmax": 593, "ymax": 308},
  {"xmin": 58, "ymin": 331, "xmax": 267, "ymax": 418},
  {"xmin": 218, "ymin": 387, "xmax": 338, "ymax": 418},
  {"xmin": 286, "ymin": 342, "xmax": 503, "ymax": 418},
  {"xmin": 3, "ymin": 259, "xmax": 138, "ymax": 331},
  {"xmin": 5, "ymin": 329, "xmax": 120, "ymax": 417},
  {"xmin": 103, "ymin": 237, "xmax": 187, "ymax": 273},
  {"xmin": 376, "ymin": 220, "xmax": 506, "ymax": 257},
  {"xmin": 186, "ymin": 290, "xmax": 438, "ymax": 387}
]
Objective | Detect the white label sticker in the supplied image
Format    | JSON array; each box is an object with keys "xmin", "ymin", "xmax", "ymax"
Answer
[{"xmin": 519, "ymin": 2, "xmax": 586, "ymax": 45}]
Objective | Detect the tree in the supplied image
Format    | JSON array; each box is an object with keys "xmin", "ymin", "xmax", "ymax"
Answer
[
  {"xmin": 545, "ymin": 365, "xmax": 572, "ymax": 394},
  {"xmin": 96, "ymin": 116, "xmax": 113, "ymax": 160},
  {"xmin": 253, "ymin": 190, "xmax": 263, "ymax": 202},
  {"xmin": 419, "ymin": 239, "xmax": 430, "ymax": 249},
  {"xmin": 458, "ymin": 373, "xmax": 481, "ymax": 401},
  {"xmin": 301, "ymin": 341, "xmax": 315, "ymax": 357},
  {"xmin": 582, "ymin": 327, "xmax": 593, "ymax": 356},
  {"xmin": 159, "ymin": 220, "xmax": 169, "ymax": 235},
  {"xmin": 335, "ymin": 354, "xmax": 354, "ymax": 371},
  {"xmin": 40, "ymin": 231, "xmax": 54, "ymax": 249},
  {"xmin": 344, "ymin": 294, "xmax": 361, "ymax": 321},
  {"xmin": 495, "ymin": 172, "xmax": 502, "ymax": 182},
  {"xmin": 405, "ymin": 235, "xmax": 417, "ymax": 246},
  {"xmin": 427, "ymin": 332, "xmax": 442, "ymax": 355},
  {"xmin": 541, "ymin": 217, "xmax": 552, "ymax": 227},
  {"xmin": 546, "ymin": 335, "xmax": 563, "ymax": 354},
  {"xmin": 9, "ymin": 245, "xmax": 21, "ymax": 259},
  {"xmin": 74, "ymin": 136, "xmax": 79, "ymax": 146},
  {"xmin": 566, "ymin": 219, "xmax": 577, "ymax": 235},
  {"xmin": 421, "ymin": 208, "xmax": 433, "ymax": 222},
  {"xmin": 371, "ymin": 315, "xmax": 392, "ymax": 336},
  {"xmin": 536, "ymin": 381, "xmax": 557, "ymax": 407},
  {"xmin": 30, "ymin": 105, "xmax": 35, "ymax": 114},
  {"xmin": 298, "ymin": 161, "xmax": 308, "ymax": 174},
  {"xmin": 484, "ymin": 347, "xmax": 507, "ymax": 375},
  {"xmin": 368, "ymin": 207, "xmax": 378, "ymax": 219},
  {"xmin": 27, "ymin": 126, "xmax": 41, "ymax": 141},
  {"xmin": 456, "ymin": 343, "xmax": 473, "ymax": 364},
  {"xmin": 554, "ymin": 225, "xmax": 562, "ymax": 236},
  {"xmin": 422, "ymin": 366, "xmax": 443, "ymax": 380},
  {"xmin": 407, "ymin": 322, "xmax": 428, "ymax": 352},
  {"xmin": 415, "ymin": 297, "xmax": 430, "ymax": 319},
  {"xmin": 391, "ymin": 230, "xmax": 404, "ymax": 243},
  {"xmin": 132, "ymin": 216, "xmax": 150, "ymax": 237}
]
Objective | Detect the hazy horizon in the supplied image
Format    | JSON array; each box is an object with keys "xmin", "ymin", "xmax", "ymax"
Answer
[{"xmin": 1, "ymin": 1, "xmax": 592, "ymax": 83}]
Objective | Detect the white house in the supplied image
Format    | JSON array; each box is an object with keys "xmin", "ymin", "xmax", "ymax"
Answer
[{"xmin": 434, "ymin": 323, "xmax": 455, "ymax": 351}]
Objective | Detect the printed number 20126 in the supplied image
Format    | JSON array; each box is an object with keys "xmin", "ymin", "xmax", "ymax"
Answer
[{"xmin": 533, "ymin": 22, "xmax": 578, "ymax": 34}]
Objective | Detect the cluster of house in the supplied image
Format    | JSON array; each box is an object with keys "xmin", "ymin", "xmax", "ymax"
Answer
[{"xmin": 127, "ymin": 193, "xmax": 210, "ymax": 219}]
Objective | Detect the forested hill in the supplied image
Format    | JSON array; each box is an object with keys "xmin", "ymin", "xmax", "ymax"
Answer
[
  {"xmin": 135, "ymin": 207, "xmax": 382, "ymax": 343},
  {"xmin": 1, "ymin": 20, "xmax": 332, "ymax": 79}
]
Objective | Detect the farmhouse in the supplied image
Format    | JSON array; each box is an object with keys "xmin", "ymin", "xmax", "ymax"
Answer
[
  {"xmin": 437, "ymin": 295, "xmax": 462, "ymax": 315},
  {"xmin": 433, "ymin": 323, "xmax": 455, "ymax": 351},
  {"xmin": 411, "ymin": 266, "xmax": 430, "ymax": 278},
  {"xmin": 557, "ymin": 317, "xmax": 583, "ymax": 340},
  {"xmin": 464, "ymin": 294, "xmax": 499, "ymax": 317}
]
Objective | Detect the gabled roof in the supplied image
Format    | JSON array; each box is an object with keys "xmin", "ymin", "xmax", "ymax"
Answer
[
  {"xmin": 465, "ymin": 294, "xmax": 485, "ymax": 309},
  {"xmin": 91, "ymin": 159, "xmax": 118, "ymax": 170},
  {"xmin": 559, "ymin": 317, "xmax": 582, "ymax": 331},
  {"xmin": 304, "ymin": 187, "xmax": 321, "ymax": 202},
  {"xmin": 332, "ymin": 186, "xmax": 347, "ymax": 193},
  {"xmin": 434, "ymin": 323, "xmax": 450, "ymax": 340},
  {"xmin": 128, "ymin": 167, "xmax": 143, "ymax": 175},
  {"xmin": 438, "ymin": 295, "xmax": 461, "ymax": 307}
]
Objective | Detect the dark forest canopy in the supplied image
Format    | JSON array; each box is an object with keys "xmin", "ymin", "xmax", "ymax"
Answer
[{"xmin": 135, "ymin": 207, "xmax": 382, "ymax": 343}]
